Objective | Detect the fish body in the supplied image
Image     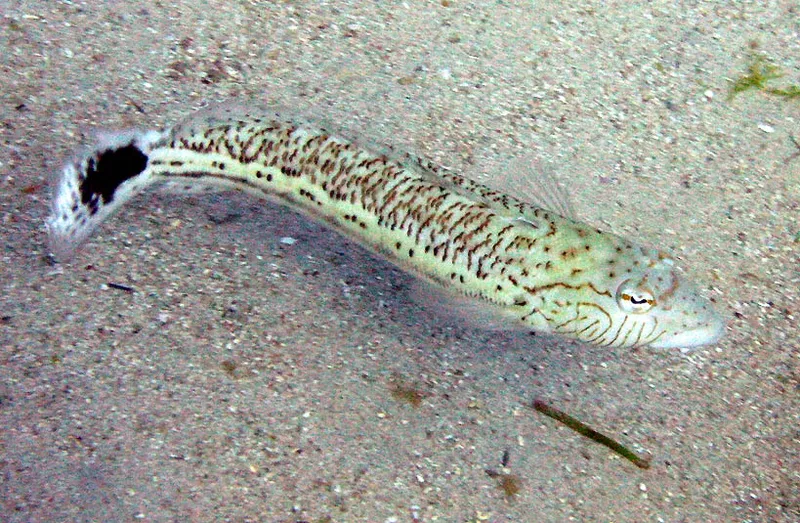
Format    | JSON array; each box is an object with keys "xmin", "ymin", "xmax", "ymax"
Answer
[{"xmin": 47, "ymin": 105, "xmax": 725, "ymax": 349}]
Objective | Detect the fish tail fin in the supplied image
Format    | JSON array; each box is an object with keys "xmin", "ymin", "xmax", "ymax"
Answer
[{"xmin": 46, "ymin": 128, "xmax": 167, "ymax": 261}]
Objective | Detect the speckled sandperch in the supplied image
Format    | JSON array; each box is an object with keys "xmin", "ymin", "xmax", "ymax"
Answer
[{"xmin": 47, "ymin": 104, "xmax": 725, "ymax": 349}]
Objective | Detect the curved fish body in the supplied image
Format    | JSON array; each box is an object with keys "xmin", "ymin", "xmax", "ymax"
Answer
[{"xmin": 47, "ymin": 105, "xmax": 725, "ymax": 349}]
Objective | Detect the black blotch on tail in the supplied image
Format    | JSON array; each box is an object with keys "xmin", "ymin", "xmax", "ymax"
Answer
[{"xmin": 80, "ymin": 143, "xmax": 148, "ymax": 215}]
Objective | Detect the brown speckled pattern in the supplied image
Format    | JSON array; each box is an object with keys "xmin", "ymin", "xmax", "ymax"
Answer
[{"xmin": 122, "ymin": 109, "xmax": 722, "ymax": 349}]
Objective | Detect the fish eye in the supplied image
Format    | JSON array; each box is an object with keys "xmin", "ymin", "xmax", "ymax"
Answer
[{"xmin": 616, "ymin": 279, "xmax": 656, "ymax": 314}]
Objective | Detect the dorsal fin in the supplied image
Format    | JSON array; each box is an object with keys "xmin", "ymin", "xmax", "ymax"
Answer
[
  {"xmin": 477, "ymin": 156, "xmax": 576, "ymax": 220},
  {"xmin": 171, "ymin": 102, "xmax": 577, "ymax": 221}
]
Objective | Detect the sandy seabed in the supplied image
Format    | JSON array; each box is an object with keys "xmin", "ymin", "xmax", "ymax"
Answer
[{"xmin": 1, "ymin": 1, "xmax": 797, "ymax": 522}]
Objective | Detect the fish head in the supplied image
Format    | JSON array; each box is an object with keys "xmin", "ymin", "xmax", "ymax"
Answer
[
  {"xmin": 533, "ymin": 231, "xmax": 726, "ymax": 350},
  {"xmin": 608, "ymin": 251, "xmax": 725, "ymax": 350}
]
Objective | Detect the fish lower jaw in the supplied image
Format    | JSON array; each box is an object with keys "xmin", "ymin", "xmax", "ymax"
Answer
[{"xmin": 646, "ymin": 320, "xmax": 726, "ymax": 351}]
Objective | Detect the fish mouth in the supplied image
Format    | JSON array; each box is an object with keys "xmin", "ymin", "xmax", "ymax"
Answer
[{"xmin": 647, "ymin": 315, "xmax": 726, "ymax": 350}]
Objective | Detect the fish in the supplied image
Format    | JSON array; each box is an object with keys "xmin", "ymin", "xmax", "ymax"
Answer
[{"xmin": 46, "ymin": 104, "xmax": 725, "ymax": 349}]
